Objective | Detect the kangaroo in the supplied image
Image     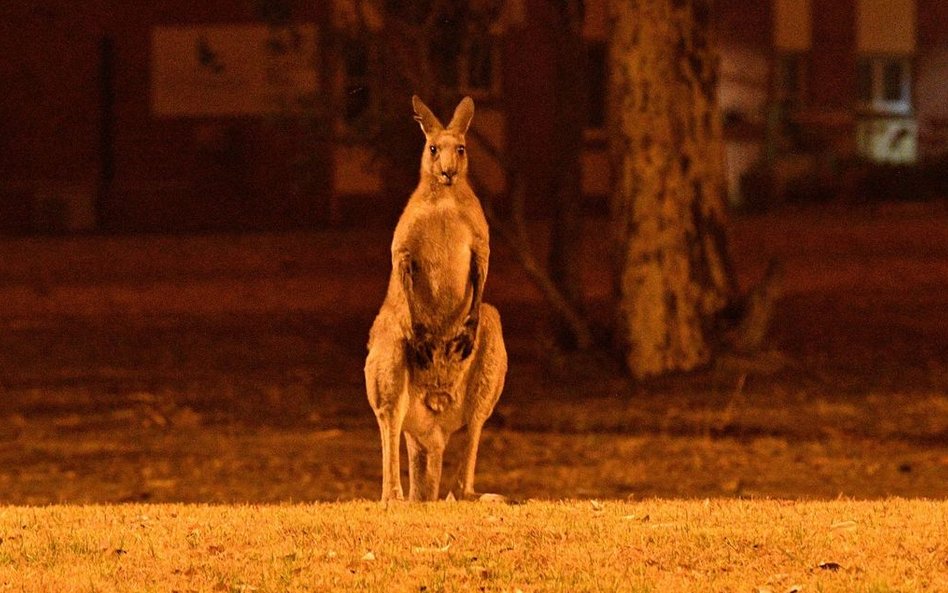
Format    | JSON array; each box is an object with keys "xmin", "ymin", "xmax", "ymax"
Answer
[{"xmin": 364, "ymin": 95, "xmax": 507, "ymax": 502}]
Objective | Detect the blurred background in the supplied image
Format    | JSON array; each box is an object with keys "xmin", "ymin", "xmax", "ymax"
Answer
[
  {"xmin": 0, "ymin": 0, "xmax": 945, "ymax": 504},
  {"xmin": 2, "ymin": 0, "xmax": 946, "ymax": 232}
]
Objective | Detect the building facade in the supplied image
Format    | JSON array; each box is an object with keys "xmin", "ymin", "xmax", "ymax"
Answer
[
  {"xmin": 0, "ymin": 0, "xmax": 944, "ymax": 232},
  {"xmin": 716, "ymin": 0, "xmax": 948, "ymax": 205}
]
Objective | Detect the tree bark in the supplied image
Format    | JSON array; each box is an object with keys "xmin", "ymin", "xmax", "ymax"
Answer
[{"xmin": 608, "ymin": 0, "xmax": 736, "ymax": 378}]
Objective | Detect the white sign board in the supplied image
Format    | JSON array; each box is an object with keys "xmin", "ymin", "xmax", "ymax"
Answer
[{"xmin": 151, "ymin": 24, "xmax": 317, "ymax": 117}]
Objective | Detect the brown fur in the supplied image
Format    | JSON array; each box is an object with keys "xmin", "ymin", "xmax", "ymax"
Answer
[{"xmin": 364, "ymin": 96, "xmax": 507, "ymax": 502}]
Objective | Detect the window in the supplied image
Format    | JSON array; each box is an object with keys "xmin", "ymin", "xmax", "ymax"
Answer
[
  {"xmin": 883, "ymin": 61, "xmax": 905, "ymax": 102},
  {"xmin": 856, "ymin": 56, "xmax": 916, "ymax": 163},
  {"xmin": 857, "ymin": 56, "xmax": 912, "ymax": 114},
  {"xmin": 343, "ymin": 39, "xmax": 371, "ymax": 123},
  {"xmin": 431, "ymin": 36, "xmax": 501, "ymax": 97},
  {"xmin": 464, "ymin": 38, "xmax": 495, "ymax": 93},
  {"xmin": 585, "ymin": 41, "xmax": 607, "ymax": 130},
  {"xmin": 857, "ymin": 59, "xmax": 873, "ymax": 103},
  {"xmin": 775, "ymin": 52, "xmax": 807, "ymax": 107}
]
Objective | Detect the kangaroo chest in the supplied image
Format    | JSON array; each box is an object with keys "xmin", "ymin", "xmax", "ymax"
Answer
[{"xmin": 399, "ymin": 200, "xmax": 475, "ymax": 331}]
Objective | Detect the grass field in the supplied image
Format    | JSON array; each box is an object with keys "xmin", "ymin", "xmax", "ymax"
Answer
[{"xmin": 1, "ymin": 500, "xmax": 945, "ymax": 592}]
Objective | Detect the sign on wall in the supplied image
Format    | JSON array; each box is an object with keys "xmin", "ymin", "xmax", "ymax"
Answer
[{"xmin": 151, "ymin": 24, "xmax": 317, "ymax": 117}]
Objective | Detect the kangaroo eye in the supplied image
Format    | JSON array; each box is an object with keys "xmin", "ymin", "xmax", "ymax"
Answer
[
  {"xmin": 457, "ymin": 145, "xmax": 466, "ymax": 155},
  {"xmin": 429, "ymin": 145, "xmax": 437, "ymax": 155}
]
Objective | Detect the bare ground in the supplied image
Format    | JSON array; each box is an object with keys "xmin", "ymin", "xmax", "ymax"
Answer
[{"xmin": 0, "ymin": 201, "xmax": 946, "ymax": 503}]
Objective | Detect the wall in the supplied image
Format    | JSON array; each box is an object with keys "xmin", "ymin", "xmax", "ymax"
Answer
[
  {"xmin": 0, "ymin": 1, "xmax": 334, "ymax": 233},
  {"xmin": 0, "ymin": 3, "xmax": 105, "ymax": 231},
  {"xmin": 916, "ymin": 0, "xmax": 948, "ymax": 158}
]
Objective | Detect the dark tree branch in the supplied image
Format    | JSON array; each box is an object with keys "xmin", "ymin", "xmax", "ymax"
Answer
[{"xmin": 468, "ymin": 136, "xmax": 594, "ymax": 350}]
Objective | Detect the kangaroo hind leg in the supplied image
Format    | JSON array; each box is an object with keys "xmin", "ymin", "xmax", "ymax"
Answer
[
  {"xmin": 452, "ymin": 305, "xmax": 507, "ymax": 501},
  {"xmin": 365, "ymin": 330, "xmax": 410, "ymax": 502}
]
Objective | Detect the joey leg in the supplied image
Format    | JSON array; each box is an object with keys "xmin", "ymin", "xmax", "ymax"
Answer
[
  {"xmin": 405, "ymin": 434, "xmax": 427, "ymax": 502},
  {"xmin": 424, "ymin": 439, "xmax": 445, "ymax": 501},
  {"xmin": 406, "ymin": 432, "xmax": 445, "ymax": 502},
  {"xmin": 451, "ymin": 421, "xmax": 488, "ymax": 500}
]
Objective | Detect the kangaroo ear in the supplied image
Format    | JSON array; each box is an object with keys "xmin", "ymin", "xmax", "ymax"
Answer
[
  {"xmin": 447, "ymin": 96, "xmax": 475, "ymax": 134},
  {"xmin": 412, "ymin": 95, "xmax": 443, "ymax": 135}
]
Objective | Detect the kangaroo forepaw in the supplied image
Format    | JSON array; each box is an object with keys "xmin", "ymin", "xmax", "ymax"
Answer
[
  {"xmin": 448, "ymin": 318, "xmax": 478, "ymax": 361},
  {"xmin": 408, "ymin": 324, "xmax": 435, "ymax": 369}
]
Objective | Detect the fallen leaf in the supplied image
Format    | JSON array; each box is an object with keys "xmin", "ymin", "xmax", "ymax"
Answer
[
  {"xmin": 818, "ymin": 561, "xmax": 842, "ymax": 571},
  {"xmin": 361, "ymin": 551, "xmax": 376, "ymax": 561},
  {"xmin": 469, "ymin": 565, "xmax": 490, "ymax": 578},
  {"xmin": 171, "ymin": 407, "xmax": 202, "ymax": 428},
  {"xmin": 479, "ymin": 493, "xmax": 507, "ymax": 503},
  {"xmin": 590, "ymin": 500, "xmax": 604, "ymax": 511},
  {"xmin": 830, "ymin": 520, "xmax": 857, "ymax": 531},
  {"xmin": 412, "ymin": 543, "xmax": 451, "ymax": 554}
]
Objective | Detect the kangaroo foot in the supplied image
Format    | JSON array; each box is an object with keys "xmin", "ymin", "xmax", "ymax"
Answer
[{"xmin": 381, "ymin": 488, "xmax": 405, "ymax": 503}]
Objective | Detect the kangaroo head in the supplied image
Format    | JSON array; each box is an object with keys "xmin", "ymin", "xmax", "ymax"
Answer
[{"xmin": 412, "ymin": 95, "xmax": 474, "ymax": 187}]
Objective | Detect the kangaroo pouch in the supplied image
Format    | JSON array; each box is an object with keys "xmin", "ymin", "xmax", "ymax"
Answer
[{"xmin": 409, "ymin": 350, "xmax": 471, "ymax": 413}]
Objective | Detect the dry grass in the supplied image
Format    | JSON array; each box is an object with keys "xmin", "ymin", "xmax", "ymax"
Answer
[{"xmin": 0, "ymin": 500, "xmax": 945, "ymax": 592}]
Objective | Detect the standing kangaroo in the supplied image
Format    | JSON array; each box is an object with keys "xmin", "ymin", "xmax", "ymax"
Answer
[{"xmin": 365, "ymin": 95, "xmax": 507, "ymax": 502}]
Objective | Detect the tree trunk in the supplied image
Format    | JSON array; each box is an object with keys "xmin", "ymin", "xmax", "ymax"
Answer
[{"xmin": 608, "ymin": 0, "xmax": 736, "ymax": 378}]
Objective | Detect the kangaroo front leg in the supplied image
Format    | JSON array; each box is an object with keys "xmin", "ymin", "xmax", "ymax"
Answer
[
  {"xmin": 397, "ymin": 249, "xmax": 435, "ymax": 369},
  {"xmin": 450, "ymin": 250, "xmax": 487, "ymax": 360}
]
